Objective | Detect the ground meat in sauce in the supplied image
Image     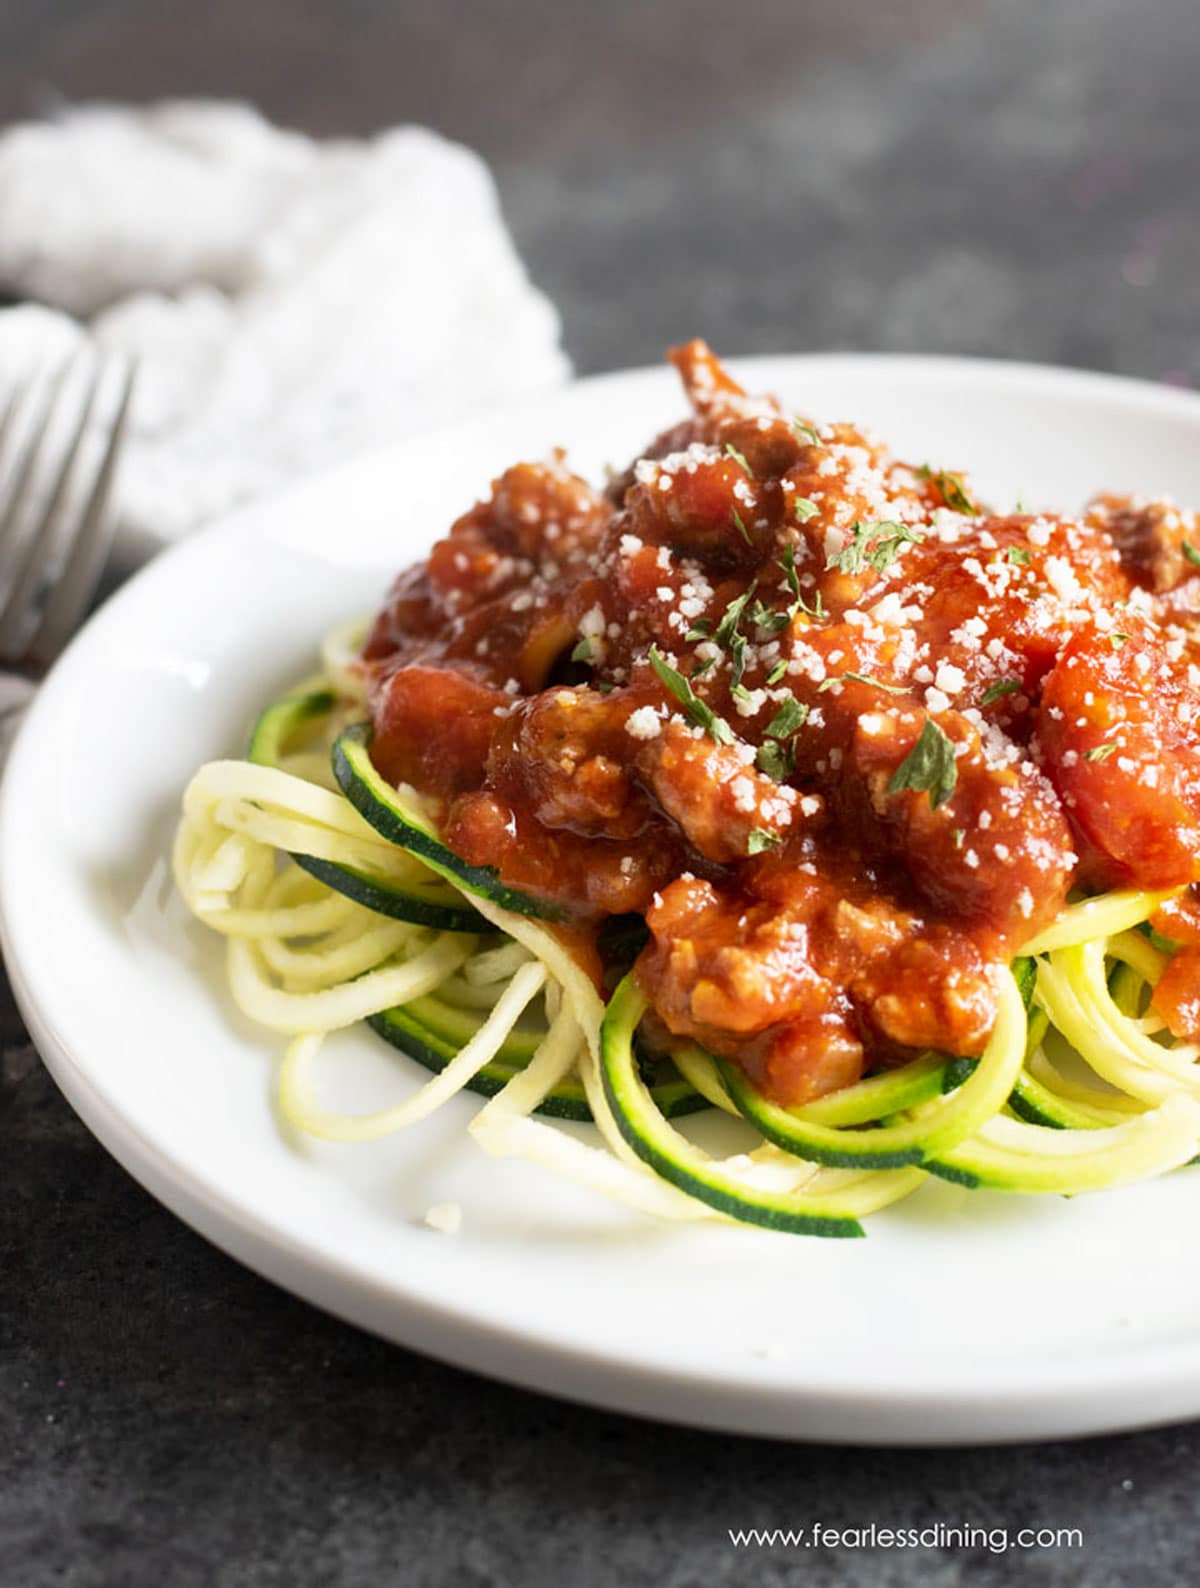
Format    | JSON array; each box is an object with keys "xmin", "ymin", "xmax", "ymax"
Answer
[{"xmin": 361, "ymin": 341, "xmax": 1200, "ymax": 1106}]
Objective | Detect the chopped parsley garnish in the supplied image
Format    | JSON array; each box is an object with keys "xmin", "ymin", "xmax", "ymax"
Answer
[
  {"xmin": 865, "ymin": 524, "xmax": 926, "ymax": 572},
  {"xmin": 819, "ymin": 672, "xmax": 907, "ymax": 695},
  {"xmin": 755, "ymin": 694, "xmax": 808, "ymax": 781},
  {"xmin": 779, "ymin": 543, "xmax": 804, "ymax": 601},
  {"xmin": 729, "ymin": 634, "xmax": 748, "ymax": 692},
  {"xmin": 691, "ymin": 654, "xmax": 716, "ymax": 679},
  {"xmin": 918, "ymin": 465, "xmax": 978, "ymax": 515},
  {"xmin": 792, "ymin": 419, "xmax": 821, "ymax": 445},
  {"xmin": 766, "ymin": 658, "xmax": 789, "ymax": 686},
  {"xmin": 747, "ymin": 829, "xmax": 782, "ymax": 854},
  {"xmin": 827, "ymin": 519, "xmax": 925, "ymax": 576},
  {"xmin": 731, "ymin": 505, "xmax": 752, "ymax": 545},
  {"xmin": 648, "ymin": 645, "xmax": 734, "ymax": 744},
  {"xmin": 952, "ymin": 827, "xmax": 966, "ymax": 849},
  {"xmin": 1084, "ymin": 742, "xmax": 1117, "ymax": 763},
  {"xmin": 747, "ymin": 599, "xmax": 790, "ymax": 633},
  {"xmin": 755, "ymin": 739, "xmax": 795, "ymax": 781},
  {"xmin": 792, "ymin": 495, "xmax": 819, "ymax": 521},
  {"xmin": 1184, "ymin": 541, "xmax": 1200, "ymax": 568},
  {"xmin": 765, "ymin": 696, "xmax": 809, "ymax": 739},
  {"xmin": 887, "ymin": 718, "xmax": 958, "ymax": 810},
  {"xmin": 1109, "ymin": 632, "xmax": 1130, "ymax": 649},
  {"xmin": 778, "ymin": 549, "xmax": 819, "ymax": 620},
  {"xmin": 571, "ymin": 637, "xmax": 597, "ymax": 664},
  {"xmin": 724, "ymin": 443, "xmax": 754, "ymax": 477},
  {"xmin": 714, "ymin": 584, "xmax": 756, "ymax": 649},
  {"xmin": 1006, "ymin": 545, "xmax": 1032, "ymax": 566},
  {"xmin": 980, "ymin": 678, "xmax": 1022, "ymax": 706},
  {"xmin": 775, "ymin": 545, "xmax": 825, "ymax": 622},
  {"xmin": 685, "ymin": 617, "xmax": 713, "ymax": 642}
]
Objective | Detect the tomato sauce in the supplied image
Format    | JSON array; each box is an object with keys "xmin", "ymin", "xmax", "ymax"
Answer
[{"xmin": 362, "ymin": 343, "xmax": 1200, "ymax": 1104}]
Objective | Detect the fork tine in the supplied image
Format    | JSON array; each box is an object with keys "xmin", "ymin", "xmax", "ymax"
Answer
[
  {"xmin": 0, "ymin": 354, "xmax": 108, "ymax": 660},
  {"xmin": 0, "ymin": 359, "xmax": 79, "ymax": 619},
  {"xmin": 28, "ymin": 358, "xmax": 137, "ymax": 668},
  {"xmin": 0, "ymin": 379, "xmax": 23, "ymax": 454},
  {"xmin": 0, "ymin": 366, "xmax": 42, "ymax": 463}
]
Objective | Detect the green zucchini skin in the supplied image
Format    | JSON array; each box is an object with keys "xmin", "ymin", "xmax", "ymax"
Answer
[
  {"xmin": 1007, "ymin": 1074, "xmax": 1107, "ymax": 1131},
  {"xmin": 369, "ymin": 995, "xmax": 708, "ymax": 1123},
  {"xmin": 718, "ymin": 1062, "xmax": 932, "ymax": 1169},
  {"xmin": 288, "ymin": 853, "xmax": 483, "ymax": 932},
  {"xmin": 368, "ymin": 1001, "xmax": 592, "ymax": 1121},
  {"xmin": 600, "ymin": 975, "xmax": 866, "ymax": 1238},
  {"xmin": 333, "ymin": 724, "xmax": 568, "ymax": 922},
  {"xmin": 247, "ymin": 686, "xmax": 337, "ymax": 765},
  {"xmin": 247, "ymin": 692, "xmax": 483, "ymax": 932},
  {"xmin": 925, "ymin": 1112, "xmax": 1200, "ymax": 1193},
  {"xmin": 1011, "ymin": 955, "xmax": 1038, "ymax": 1010}
]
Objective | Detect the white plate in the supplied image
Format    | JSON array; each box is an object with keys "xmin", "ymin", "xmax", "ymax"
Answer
[{"xmin": 6, "ymin": 354, "xmax": 1200, "ymax": 1446}]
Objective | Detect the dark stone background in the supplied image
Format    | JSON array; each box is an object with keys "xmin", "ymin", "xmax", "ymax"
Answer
[{"xmin": 3, "ymin": 1, "xmax": 1200, "ymax": 1583}]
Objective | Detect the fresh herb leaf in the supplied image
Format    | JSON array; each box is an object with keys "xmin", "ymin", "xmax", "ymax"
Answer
[
  {"xmin": 792, "ymin": 495, "xmax": 819, "ymax": 521},
  {"xmin": 1006, "ymin": 546, "xmax": 1032, "ymax": 566},
  {"xmin": 827, "ymin": 520, "xmax": 925, "ymax": 576},
  {"xmin": 765, "ymin": 696, "xmax": 809, "ymax": 738},
  {"xmin": 918, "ymin": 464, "xmax": 978, "ymax": 515},
  {"xmin": 731, "ymin": 506, "xmax": 751, "ymax": 545},
  {"xmin": 755, "ymin": 739, "xmax": 795, "ymax": 781},
  {"xmin": 1184, "ymin": 541, "xmax": 1200, "ymax": 568},
  {"xmin": 779, "ymin": 543, "xmax": 803, "ymax": 601},
  {"xmin": 729, "ymin": 634, "xmax": 748, "ymax": 692},
  {"xmin": 845, "ymin": 672, "xmax": 906, "ymax": 694},
  {"xmin": 747, "ymin": 599, "xmax": 790, "ymax": 633},
  {"xmin": 887, "ymin": 718, "xmax": 958, "ymax": 810},
  {"xmin": 980, "ymin": 678, "xmax": 1022, "ymax": 706},
  {"xmin": 775, "ymin": 546, "xmax": 825, "ymax": 621},
  {"xmin": 826, "ymin": 521, "xmax": 875, "ymax": 575},
  {"xmin": 792, "ymin": 419, "xmax": 821, "ymax": 445},
  {"xmin": 1109, "ymin": 631, "xmax": 1130, "ymax": 649},
  {"xmin": 714, "ymin": 585, "xmax": 756, "ymax": 649},
  {"xmin": 691, "ymin": 654, "xmax": 716, "ymax": 679},
  {"xmin": 865, "ymin": 523, "xmax": 925, "ymax": 572},
  {"xmin": 766, "ymin": 658, "xmax": 789, "ymax": 686},
  {"xmin": 819, "ymin": 672, "xmax": 907, "ymax": 695},
  {"xmin": 1084, "ymin": 742, "xmax": 1117, "ymax": 763},
  {"xmin": 724, "ymin": 443, "xmax": 754, "ymax": 477},
  {"xmin": 747, "ymin": 829, "xmax": 782, "ymax": 854},
  {"xmin": 571, "ymin": 637, "xmax": 597, "ymax": 664},
  {"xmin": 648, "ymin": 646, "xmax": 734, "ymax": 744},
  {"xmin": 730, "ymin": 684, "xmax": 755, "ymax": 709},
  {"xmin": 685, "ymin": 617, "xmax": 713, "ymax": 642},
  {"xmin": 952, "ymin": 827, "xmax": 966, "ymax": 849}
]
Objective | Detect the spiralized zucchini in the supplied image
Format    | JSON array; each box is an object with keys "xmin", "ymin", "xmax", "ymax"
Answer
[{"xmin": 171, "ymin": 666, "xmax": 1200, "ymax": 1237}]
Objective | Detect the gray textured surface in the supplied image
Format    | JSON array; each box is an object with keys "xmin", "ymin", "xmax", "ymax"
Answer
[{"xmin": 3, "ymin": 0, "xmax": 1200, "ymax": 1582}]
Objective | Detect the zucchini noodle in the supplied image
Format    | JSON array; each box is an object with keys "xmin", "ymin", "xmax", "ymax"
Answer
[
  {"xmin": 320, "ymin": 614, "xmax": 371, "ymax": 705},
  {"xmin": 171, "ymin": 662, "xmax": 1200, "ymax": 1238}
]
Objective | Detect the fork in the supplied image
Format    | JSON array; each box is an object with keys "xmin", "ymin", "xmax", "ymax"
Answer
[{"xmin": 0, "ymin": 351, "xmax": 136, "ymax": 672}]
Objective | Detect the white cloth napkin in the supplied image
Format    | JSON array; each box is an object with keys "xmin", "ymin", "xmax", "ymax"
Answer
[{"xmin": 0, "ymin": 101, "xmax": 569, "ymax": 547}]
